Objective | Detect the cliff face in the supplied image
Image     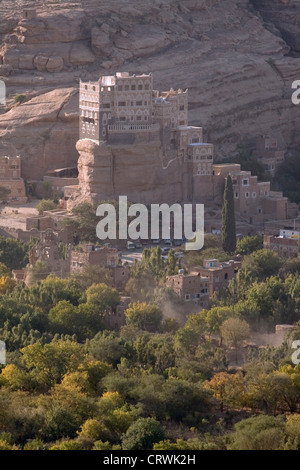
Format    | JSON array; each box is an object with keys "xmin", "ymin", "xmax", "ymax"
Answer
[
  {"xmin": 0, "ymin": 0, "xmax": 299, "ymax": 180},
  {"xmin": 251, "ymin": 0, "xmax": 300, "ymax": 53},
  {"xmin": 75, "ymin": 137, "xmax": 184, "ymax": 206},
  {"xmin": 0, "ymin": 87, "xmax": 79, "ymax": 180}
]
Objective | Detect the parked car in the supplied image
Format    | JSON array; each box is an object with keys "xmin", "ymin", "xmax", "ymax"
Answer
[
  {"xmin": 175, "ymin": 251, "xmax": 184, "ymax": 258},
  {"xmin": 127, "ymin": 241, "xmax": 136, "ymax": 250},
  {"xmin": 152, "ymin": 239, "xmax": 161, "ymax": 244},
  {"xmin": 174, "ymin": 239, "xmax": 185, "ymax": 247},
  {"xmin": 135, "ymin": 240, "xmax": 142, "ymax": 248},
  {"xmin": 163, "ymin": 239, "xmax": 173, "ymax": 246},
  {"xmin": 161, "ymin": 247, "xmax": 171, "ymax": 255}
]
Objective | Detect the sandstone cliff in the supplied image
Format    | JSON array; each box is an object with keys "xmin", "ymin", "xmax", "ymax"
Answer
[{"xmin": 0, "ymin": 0, "xmax": 299, "ymax": 180}]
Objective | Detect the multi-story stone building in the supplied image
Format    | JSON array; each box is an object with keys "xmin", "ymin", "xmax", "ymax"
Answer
[
  {"xmin": 0, "ymin": 156, "xmax": 27, "ymax": 202},
  {"xmin": 191, "ymin": 258, "xmax": 241, "ymax": 298},
  {"xmin": 255, "ymin": 134, "xmax": 285, "ymax": 177},
  {"xmin": 103, "ymin": 296, "xmax": 131, "ymax": 331},
  {"xmin": 79, "ymin": 72, "xmax": 189, "ymax": 142},
  {"xmin": 70, "ymin": 244, "xmax": 119, "ymax": 272},
  {"xmin": 70, "ymin": 243, "xmax": 130, "ymax": 290},
  {"xmin": 166, "ymin": 271, "xmax": 210, "ymax": 309},
  {"xmin": 212, "ymin": 164, "xmax": 288, "ymax": 225}
]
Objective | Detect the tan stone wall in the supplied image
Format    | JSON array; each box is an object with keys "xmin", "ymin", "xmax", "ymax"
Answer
[{"xmin": 0, "ymin": 179, "xmax": 26, "ymax": 200}]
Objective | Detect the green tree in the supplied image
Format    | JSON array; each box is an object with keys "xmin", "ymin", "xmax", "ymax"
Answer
[
  {"xmin": 241, "ymin": 249, "xmax": 283, "ymax": 282},
  {"xmin": 230, "ymin": 415, "xmax": 285, "ymax": 450},
  {"xmin": 220, "ymin": 317, "xmax": 250, "ymax": 363},
  {"xmin": 222, "ymin": 175, "xmax": 236, "ymax": 253},
  {"xmin": 285, "ymin": 414, "xmax": 300, "ymax": 450},
  {"xmin": 236, "ymin": 235, "xmax": 263, "ymax": 255},
  {"xmin": 20, "ymin": 339, "xmax": 85, "ymax": 390},
  {"xmin": 165, "ymin": 250, "xmax": 177, "ymax": 275},
  {"xmin": 122, "ymin": 418, "xmax": 164, "ymax": 450},
  {"xmin": 125, "ymin": 302, "xmax": 163, "ymax": 332},
  {"xmin": 86, "ymin": 283, "xmax": 120, "ymax": 315},
  {"xmin": 19, "ymin": 275, "xmax": 82, "ymax": 312},
  {"xmin": 203, "ymin": 307, "xmax": 234, "ymax": 343},
  {"xmin": 48, "ymin": 300, "xmax": 102, "ymax": 339},
  {"xmin": 0, "ymin": 237, "xmax": 29, "ymax": 269},
  {"xmin": 87, "ymin": 331, "xmax": 125, "ymax": 366}
]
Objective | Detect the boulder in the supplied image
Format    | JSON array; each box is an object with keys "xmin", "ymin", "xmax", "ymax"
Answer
[
  {"xmin": 46, "ymin": 56, "xmax": 64, "ymax": 73},
  {"xmin": 33, "ymin": 54, "xmax": 49, "ymax": 72},
  {"xmin": 91, "ymin": 27, "xmax": 111, "ymax": 56}
]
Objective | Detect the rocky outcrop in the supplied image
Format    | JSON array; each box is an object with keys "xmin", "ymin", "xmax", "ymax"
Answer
[
  {"xmin": 0, "ymin": 88, "xmax": 79, "ymax": 180},
  {"xmin": 251, "ymin": 0, "xmax": 300, "ymax": 52},
  {"xmin": 75, "ymin": 137, "xmax": 184, "ymax": 205}
]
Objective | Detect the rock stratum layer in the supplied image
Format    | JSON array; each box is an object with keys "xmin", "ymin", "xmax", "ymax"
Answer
[{"xmin": 0, "ymin": 0, "xmax": 299, "ymax": 180}]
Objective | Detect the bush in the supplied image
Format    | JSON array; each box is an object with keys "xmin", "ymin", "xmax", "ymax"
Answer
[
  {"xmin": 36, "ymin": 199, "xmax": 57, "ymax": 215},
  {"xmin": 236, "ymin": 236, "xmax": 263, "ymax": 255},
  {"xmin": 14, "ymin": 94, "xmax": 26, "ymax": 104},
  {"xmin": 122, "ymin": 418, "xmax": 164, "ymax": 450},
  {"xmin": 230, "ymin": 415, "xmax": 285, "ymax": 450}
]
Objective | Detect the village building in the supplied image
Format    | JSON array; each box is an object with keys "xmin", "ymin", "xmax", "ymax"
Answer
[
  {"xmin": 70, "ymin": 243, "xmax": 130, "ymax": 291},
  {"xmin": 70, "ymin": 244, "xmax": 119, "ymax": 272},
  {"xmin": 263, "ymin": 234, "xmax": 299, "ymax": 258},
  {"xmin": 191, "ymin": 258, "xmax": 241, "ymax": 298},
  {"xmin": 25, "ymin": 209, "xmax": 76, "ymax": 243},
  {"xmin": 212, "ymin": 164, "xmax": 288, "ymax": 225},
  {"xmin": 0, "ymin": 156, "xmax": 27, "ymax": 203},
  {"xmin": 103, "ymin": 296, "xmax": 131, "ymax": 331},
  {"xmin": 166, "ymin": 271, "xmax": 210, "ymax": 309},
  {"xmin": 255, "ymin": 134, "xmax": 285, "ymax": 178},
  {"xmin": 27, "ymin": 229, "xmax": 70, "ymax": 279}
]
